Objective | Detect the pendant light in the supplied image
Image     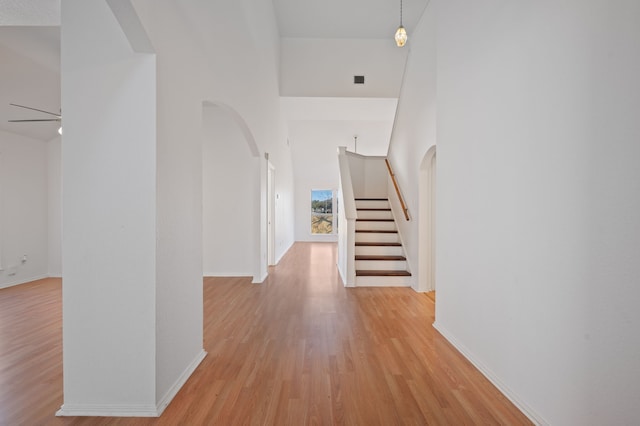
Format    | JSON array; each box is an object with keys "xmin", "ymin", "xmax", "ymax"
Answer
[{"xmin": 394, "ymin": 0, "xmax": 408, "ymax": 47}]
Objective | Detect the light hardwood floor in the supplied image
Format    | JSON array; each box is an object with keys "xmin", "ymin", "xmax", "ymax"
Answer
[{"xmin": 0, "ymin": 242, "xmax": 531, "ymax": 425}]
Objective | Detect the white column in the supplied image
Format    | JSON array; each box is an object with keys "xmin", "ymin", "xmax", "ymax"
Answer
[{"xmin": 59, "ymin": 0, "xmax": 204, "ymax": 416}]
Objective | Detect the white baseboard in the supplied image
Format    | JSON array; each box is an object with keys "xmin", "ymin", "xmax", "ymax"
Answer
[
  {"xmin": 0, "ymin": 273, "xmax": 49, "ymax": 290},
  {"xmin": 252, "ymin": 272, "xmax": 268, "ymax": 284},
  {"xmin": 156, "ymin": 349, "xmax": 207, "ymax": 416},
  {"xmin": 337, "ymin": 262, "xmax": 348, "ymax": 287},
  {"xmin": 56, "ymin": 403, "xmax": 159, "ymax": 417},
  {"xmin": 275, "ymin": 240, "xmax": 294, "ymax": 265},
  {"xmin": 57, "ymin": 349, "xmax": 207, "ymax": 418},
  {"xmin": 432, "ymin": 321, "xmax": 547, "ymax": 426},
  {"xmin": 203, "ymin": 272, "xmax": 253, "ymax": 278},
  {"xmin": 202, "ymin": 271, "xmax": 266, "ymax": 283},
  {"xmin": 275, "ymin": 241, "xmax": 296, "ymax": 265}
]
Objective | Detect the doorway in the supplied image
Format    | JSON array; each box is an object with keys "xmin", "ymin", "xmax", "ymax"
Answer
[
  {"xmin": 418, "ymin": 146, "xmax": 436, "ymax": 293},
  {"xmin": 267, "ymin": 161, "xmax": 276, "ymax": 266}
]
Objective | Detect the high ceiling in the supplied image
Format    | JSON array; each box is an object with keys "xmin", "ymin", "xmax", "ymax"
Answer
[
  {"xmin": 0, "ymin": 26, "xmax": 60, "ymax": 141},
  {"xmin": 273, "ymin": 0, "xmax": 428, "ymax": 39},
  {"xmin": 0, "ymin": 0, "xmax": 59, "ymax": 26},
  {"xmin": 0, "ymin": 0, "xmax": 428, "ymax": 143}
]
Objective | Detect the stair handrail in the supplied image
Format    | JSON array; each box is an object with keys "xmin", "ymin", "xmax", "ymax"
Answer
[{"xmin": 385, "ymin": 158, "xmax": 410, "ymax": 221}]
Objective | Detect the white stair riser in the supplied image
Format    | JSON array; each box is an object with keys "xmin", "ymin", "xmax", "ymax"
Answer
[
  {"xmin": 355, "ymin": 260, "xmax": 407, "ymax": 270},
  {"xmin": 356, "ymin": 210, "xmax": 393, "ymax": 220},
  {"xmin": 355, "ymin": 200, "xmax": 390, "ymax": 209},
  {"xmin": 355, "ymin": 246, "xmax": 404, "ymax": 256},
  {"xmin": 355, "ymin": 275, "xmax": 412, "ymax": 287},
  {"xmin": 355, "ymin": 221, "xmax": 396, "ymax": 231},
  {"xmin": 355, "ymin": 232, "xmax": 399, "ymax": 243}
]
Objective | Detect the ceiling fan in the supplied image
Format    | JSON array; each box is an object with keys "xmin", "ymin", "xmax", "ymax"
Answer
[{"xmin": 8, "ymin": 103, "xmax": 62, "ymax": 134}]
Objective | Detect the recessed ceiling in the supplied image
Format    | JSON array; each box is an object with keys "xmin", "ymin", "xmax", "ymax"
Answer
[{"xmin": 272, "ymin": 0, "xmax": 429, "ymax": 39}]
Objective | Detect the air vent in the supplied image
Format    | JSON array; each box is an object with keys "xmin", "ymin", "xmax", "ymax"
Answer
[{"xmin": 354, "ymin": 75, "xmax": 365, "ymax": 84}]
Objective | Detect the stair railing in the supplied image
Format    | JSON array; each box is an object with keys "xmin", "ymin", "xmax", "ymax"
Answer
[{"xmin": 385, "ymin": 159, "xmax": 410, "ymax": 221}]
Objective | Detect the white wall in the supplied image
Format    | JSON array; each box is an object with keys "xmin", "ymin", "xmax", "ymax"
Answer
[
  {"xmin": 132, "ymin": 0, "xmax": 297, "ymax": 403},
  {"xmin": 60, "ymin": 0, "xmax": 158, "ymax": 414},
  {"xmin": 280, "ymin": 38, "xmax": 407, "ymax": 97},
  {"xmin": 129, "ymin": 1, "xmax": 208, "ymax": 405},
  {"xmin": 161, "ymin": 0, "xmax": 296, "ymax": 273},
  {"xmin": 289, "ymin": 122, "xmax": 340, "ymax": 242},
  {"xmin": 203, "ymin": 104, "xmax": 259, "ymax": 276},
  {"xmin": 0, "ymin": 130, "xmax": 48, "ymax": 288},
  {"xmin": 284, "ymin": 98, "xmax": 396, "ymax": 243},
  {"xmin": 47, "ymin": 136, "xmax": 61, "ymax": 277},
  {"xmin": 347, "ymin": 153, "xmax": 387, "ymax": 199},
  {"xmin": 428, "ymin": 1, "xmax": 640, "ymax": 424},
  {"xmin": 386, "ymin": 4, "xmax": 437, "ymax": 290}
]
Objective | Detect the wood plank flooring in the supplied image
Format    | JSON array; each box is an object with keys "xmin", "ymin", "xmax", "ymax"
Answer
[{"xmin": 0, "ymin": 242, "xmax": 531, "ymax": 425}]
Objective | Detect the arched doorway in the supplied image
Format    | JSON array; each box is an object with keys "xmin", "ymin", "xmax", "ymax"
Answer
[
  {"xmin": 201, "ymin": 101, "xmax": 262, "ymax": 282},
  {"xmin": 418, "ymin": 146, "xmax": 436, "ymax": 292}
]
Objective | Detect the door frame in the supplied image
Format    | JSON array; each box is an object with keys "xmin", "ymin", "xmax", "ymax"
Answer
[
  {"xmin": 267, "ymin": 161, "xmax": 276, "ymax": 266},
  {"xmin": 418, "ymin": 146, "xmax": 436, "ymax": 292}
]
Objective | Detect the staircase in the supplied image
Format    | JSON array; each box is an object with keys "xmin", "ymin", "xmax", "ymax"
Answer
[{"xmin": 354, "ymin": 198, "xmax": 412, "ymax": 286}]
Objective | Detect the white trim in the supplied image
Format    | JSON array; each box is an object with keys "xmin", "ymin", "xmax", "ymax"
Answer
[
  {"xmin": 56, "ymin": 349, "xmax": 207, "ymax": 418},
  {"xmin": 155, "ymin": 349, "xmax": 207, "ymax": 416},
  {"xmin": 432, "ymin": 322, "xmax": 547, "ymax": 426},
  {"xmin": 337, "ymin": 261, "xmax": 347, "ymax": 286},
  {"xmin": 56, "ymin": 404, "xmax": 159, "ymax": 417},
  {"xmin": 267, "ymin": 161, "xmax": 276, "ymax": 266},
  {"xmin": 343, "ymin": 151, "xmax": 386, "ymax": 160},
  {"xmin": 417, "ymin": 146, "xmax": 436, "ymax": 292},
  {"xmin": 252, "ymin": 272, "xmax": 268, "ymax": 284},
  {"xmin": 0, "ymin": 274, "xmax": 49, "ymax": 290},
  {"xmin": 0, "ymin": 153, "xmax": 3, "ymax": 272},
  {"xmin": 275, "ymin": 240, "xmax": 294, "ymax": 265},
  {"xmin": 385, "ymin": 176, "xmax": 416, "ymax": 288},
  {"xmin": 203, "ymin": 273, "xmax": 254, "ymax": 278}
]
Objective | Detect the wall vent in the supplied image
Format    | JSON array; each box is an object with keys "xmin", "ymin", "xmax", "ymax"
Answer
[{"xmin": 354, "ymin": 75, "xmax": 365, "ymax": 84}]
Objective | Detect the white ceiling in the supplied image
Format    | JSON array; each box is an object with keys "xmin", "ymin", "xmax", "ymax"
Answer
[
  {"xmin": 0, "ymin": 26, "xmax": 60, "ymax": 141},
  {"xmin": 0, "ymin": 0, "xmax": 60, "ymax": 25},
  {"xmin": 274, "ymin": 0, "xmax": 426, "ymax": 160},
  {"xmin": 0, "ymin": 1, "xmax": 423, "ymax": 148},
  {"xmin": 273, "ymin": 0, "xmax": 429, "ymax": 39}
]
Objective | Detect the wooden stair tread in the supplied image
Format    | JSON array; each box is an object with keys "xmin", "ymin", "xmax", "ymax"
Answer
[
  {"xmin": 356, "ymin": 270, "xmax": 412, "ymax": 277},
  {"xmin": 355, "ymin": 242, "xmax": 402, "ymax": 246},
  {"xmin": 356, "ymin": 219, "xmax": 394, "ymax": 222},
  {"xmin": 355, "ymin": 255, "xmax": 406, "ymax": 261},
  {"xmin": 356, "ymin": 230, "xmax": 397, "ymax": 234}
]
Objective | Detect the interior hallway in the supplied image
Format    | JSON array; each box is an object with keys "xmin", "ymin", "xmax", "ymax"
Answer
[{"xmin": 0, "ymin": 242, "xmax": 531, "ymax": 425}]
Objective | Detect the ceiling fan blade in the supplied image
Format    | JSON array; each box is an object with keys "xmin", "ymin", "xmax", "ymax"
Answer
[
  {"xmin": 8, "ymin": 119, "xmax": 62, "ymax": 122},
  {"xmin": 10, "ymin": 103, "xmax": 61, "ymax": 117}
]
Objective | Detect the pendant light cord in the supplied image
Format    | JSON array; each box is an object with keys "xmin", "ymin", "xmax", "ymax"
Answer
[{"xmin": 400, "ymin": 0, "xmax": 403, "ymax": 26}]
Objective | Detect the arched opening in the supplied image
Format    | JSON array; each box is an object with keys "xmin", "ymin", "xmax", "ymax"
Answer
[
  {"xmin": 201, "ymin": 101, "xmax": 262, "ymax": 281},
  {"xmin": 418, "ymin": 146, "xmax": 436, "ymax": 293}
]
